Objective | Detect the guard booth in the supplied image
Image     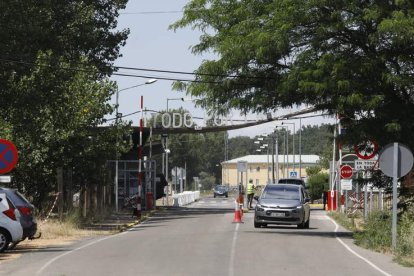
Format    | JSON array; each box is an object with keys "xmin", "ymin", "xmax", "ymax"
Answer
[{"xmin": 108, "ymin": 160, "xmax": 167, "ymax": 210}]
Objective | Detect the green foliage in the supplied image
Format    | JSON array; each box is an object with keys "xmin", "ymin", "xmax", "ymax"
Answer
[
  {"xmin": 228, "ymin": 136, "xmax": 257, "ymax": 159},
  {"xmin": 355, "ymin": 211, "xmax": 392, "ymax": 252},
  {"xmin": 300, "ymin": 124, "xmax": 333, "ymax": 156},
  {"xmin": 0, "ymin": 1, "xmax": 128, "ymax": 210},
  {"xmin": 328, "ymin": 212, "xmax": 357, "ymax": 232},
  {"xmin": 171, "ymin": 0, "xmax": 414, "ymax": 152},
  {"xmin": 396, "ymin": 205, "xmax": 414, "ymax": 265},
  {"xmin": 306, "ymin": 166, "xmax": 322, "ymax": 177},
  {"xmin": 307, "ymin": 172, "xmax": 329, "ymax": 200},
  {"xmin": 331, "ymin": 206, "xmax": 414, "ymax": 266},
  {"xmin": 199, "ymin": 171, "xmax": 216, "ymax": 191},
  {"xmin": 354, "ymin": 208, "xmax": 414, "ymax": 266}
]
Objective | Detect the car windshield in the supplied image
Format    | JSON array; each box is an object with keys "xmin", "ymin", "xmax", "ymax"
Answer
[
  {"xmin": 278, "ymin": 179, "xmax": 304, "ymax": 185},
  {"xmin": 215, "ymin": 185, "xmax": 227, "ymax": 191},
  {"xmin": 262, "ymin": 186, "xmax": 301, "ymax": 200}
]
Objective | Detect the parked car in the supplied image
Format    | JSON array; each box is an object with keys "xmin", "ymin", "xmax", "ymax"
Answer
[
  {"xmin": 0, "ymin": 193, "xmax": 23, "ymax": 252},
  {"xmin": 0, "ymin": 187, "xmax": 37, "ymax": 240},
  {"xmin": 254, "ymin": 184, "xmax": 310, "ymax": 229},
  {"xmin": 213, "ymin": 185, "xmax": 229, "ymax": 198},
  {"xmin": 277, "ymin": 178, "xmax": 308, "ymax": 189}
]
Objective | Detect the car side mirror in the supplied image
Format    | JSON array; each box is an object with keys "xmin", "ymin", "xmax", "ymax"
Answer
[{"xmin": 253, "ymin": 196, "xmax": 259, "ymax": 201}]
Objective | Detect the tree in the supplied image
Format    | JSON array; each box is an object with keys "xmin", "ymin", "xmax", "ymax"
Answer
[
  {"xmin": 0, "ymin": 1, "xmax": 129, "ymax": 210},
  {"xmin": 307, "ymin": 172, "xmax": 329, "ymax": 201},
  {"xmin": 228, "ymin": 136, "xmax": 256, "ymax": 159},
  {"xmin": 199, "ymin": 171, "xmax": 216, "ymax": 192},
  {"xmin": 171, "ymin": 0, "xmax": 414, "ymax": 151}
]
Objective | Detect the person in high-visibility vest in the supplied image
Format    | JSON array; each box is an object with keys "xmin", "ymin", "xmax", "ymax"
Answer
[{"xmin": 247, "ymin": 179, "xmax": 256, "ymax": 209}]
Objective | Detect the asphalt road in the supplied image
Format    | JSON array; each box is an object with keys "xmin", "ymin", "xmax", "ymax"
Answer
[{"xmin": 1, "ymin": 197, "xmax": 413, "ymax": 276}]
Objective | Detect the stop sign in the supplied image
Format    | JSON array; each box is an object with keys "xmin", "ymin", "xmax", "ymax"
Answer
[{"xmin": 340, "ymin": 165, "xmax": 353, "ymax": 179}]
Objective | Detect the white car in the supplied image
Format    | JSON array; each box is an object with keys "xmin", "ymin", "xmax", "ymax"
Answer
[{"xmin": 0, "ymin": 193, "xmax": 23, "ymax": 252}]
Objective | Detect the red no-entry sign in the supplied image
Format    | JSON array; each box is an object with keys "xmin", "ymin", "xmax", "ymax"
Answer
[
  {"xmin": 354, "ymin": 139, "xmax": 378, "ymax": 160},
  {"xmin": 0, "ymin": 138, "xmax": 18, "ymax": 174},
  {"xmin": 340, "ymin": 165, "xmax": 353, "ymax": 179}
]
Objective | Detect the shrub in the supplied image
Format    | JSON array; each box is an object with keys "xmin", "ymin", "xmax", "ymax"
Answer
[
  {"xmin": 396, "ymin": 205, "xmax": 414, "ymax": 266},
  {"xmin": 307, "ymin": 172, "xmax": 329, "ymax": 200},
  {"xmin": 354, "ymin": 211, "xmax": 392, "ymax": 252}
]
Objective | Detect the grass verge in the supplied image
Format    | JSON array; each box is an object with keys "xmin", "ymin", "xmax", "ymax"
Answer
[{"xmin": 329, "ymin": 209, "xmax": 414, "ymax": 267}]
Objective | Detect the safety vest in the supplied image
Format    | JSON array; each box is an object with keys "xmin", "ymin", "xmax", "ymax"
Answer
[{"xmin": 247, "ymin": 183, "xmax": 254, "ymax": 194}]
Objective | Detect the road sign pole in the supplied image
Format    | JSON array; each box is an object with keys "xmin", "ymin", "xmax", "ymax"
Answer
[
  {"xmin": 392, "ymin": 143, "xmax": 398, "ymax": 250},
  {"xmin": 364, "ymin": 177, "xmax": 368, "ymax": 222},
  {"xmin": 378, "ymin": 142, "xmax": 414, "ymax": 250}
]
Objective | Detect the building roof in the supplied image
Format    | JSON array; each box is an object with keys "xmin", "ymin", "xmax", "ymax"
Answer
[{"xmin": 222, "ymin": 154, "xmax": 320, "ymax": 165}]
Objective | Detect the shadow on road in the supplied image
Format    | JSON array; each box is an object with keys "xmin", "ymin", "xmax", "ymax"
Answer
[{"xmin": 244, "ymin": 228, "xmax": 353, "ymax": 239}]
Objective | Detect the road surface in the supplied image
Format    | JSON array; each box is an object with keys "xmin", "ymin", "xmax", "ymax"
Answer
[{"xmin": 1, "ymin": 197, "xmax": 412, "ymax": 276}]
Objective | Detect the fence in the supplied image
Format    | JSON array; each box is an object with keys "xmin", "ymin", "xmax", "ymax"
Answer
[{"xmin": 345, "ymin": 188, "xmax": 413, "ymax": 218}]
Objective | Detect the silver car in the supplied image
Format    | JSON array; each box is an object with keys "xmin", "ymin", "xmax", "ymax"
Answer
[{"xmin": 254, "ymin": 184, "xmax": 310, "ymax": 228}]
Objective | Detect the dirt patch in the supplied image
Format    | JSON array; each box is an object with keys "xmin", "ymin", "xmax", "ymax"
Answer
[{"xmin": 0, "ymin": 221, "xmax": 113, "ymax": 265}]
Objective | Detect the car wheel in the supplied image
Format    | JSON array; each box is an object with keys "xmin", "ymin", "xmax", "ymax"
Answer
[
  {"xmin": 8, "ymin": 241, "xmax": 20, "ymax": 250},
  {"xmin": 304, "ymin": 218, "xmax": 310, "ymax": 229},
  {"xmin": 297, "ymin": 220, "xmax": 305, "ymax": 229},
  {"xmin": 254, "ymin": 221, "xmax": 262, "ymax": 228},
  {"xmin": 214, "ymin": 194, "xmax": 216, "ymax": 198},
  {"xmin": 0, "ymin": 229, "xmax": 11, "ymax": 253},
  {"xmin": 225, "ymin": 194, "xmax": 228, "ymax": 198}
]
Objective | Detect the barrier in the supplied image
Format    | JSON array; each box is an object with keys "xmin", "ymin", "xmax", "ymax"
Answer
[
  {"xmin": 328, "ymin": 190, "xmax": 337, "ymax": 211},
  {"xmin": 172, "ymin": 191, "xmax": 200, "ymax": 207},
  {"xmin": 146, "ymin": 192, "xmax": 153, "ymax": 210}
]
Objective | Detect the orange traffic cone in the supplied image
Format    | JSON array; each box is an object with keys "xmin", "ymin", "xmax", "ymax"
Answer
[
  {"xmin": 239, "ymin": 204, "xmax": 244, "ymax": 218},
  {"xmin": 232, "ymin": 200, "xmax": 243, "ymax": 223}
]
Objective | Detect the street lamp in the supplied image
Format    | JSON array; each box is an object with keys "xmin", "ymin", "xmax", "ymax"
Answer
[
  {"xmin": 165, "ymin": 97, "xmax": 184, "ymax": 195},
  {"xmin": 282, "ymin": 121, "xmax": 296, "ymax": 176},
  {"xmin": 276, "ymin": 125, "xmax": 289, "ymax": 178},
  {"xmin": 255, "ymin": 136, "xmax": 271, "ymax": 185},
  {"xmin": 114, "ymin": 79, "xmax": 157, "ymax": 212}
]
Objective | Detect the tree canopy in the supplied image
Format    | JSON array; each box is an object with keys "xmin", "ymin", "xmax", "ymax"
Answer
[
  {"xmin": 171, "ymin": 0, "xmax": 414, "ymax": 149},
  {"xmin": 0, "ymin": 0, "xmax": 129, "ymax": 209}
]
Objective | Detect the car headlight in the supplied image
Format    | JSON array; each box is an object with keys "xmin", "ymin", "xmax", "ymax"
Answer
[
  {"xmin": 296, "ymin": 205, "xmax": 303, "ymax": 209},
  {"xmin": 256, "ymin": 204, "xmax": 265, "ymax": 212}
]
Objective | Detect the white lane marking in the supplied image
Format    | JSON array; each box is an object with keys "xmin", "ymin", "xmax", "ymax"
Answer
[
  {"xmin": 228, "ymin": 223, "xmax": 240, "ymax": 276},
  {"xmin": 327, "ymin": 215, "xmax": 392, "ymax": 276},
  {"xmin": 36, "ymin": 222, "xmax": 142, "ymax": 275}
]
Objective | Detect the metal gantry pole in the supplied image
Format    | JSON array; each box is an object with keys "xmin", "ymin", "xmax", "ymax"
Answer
[
  {"xmin": 137, "ymin": 95, "xmax": 144, "ymax": 219},
  {"xmin": 115, "ymin": 89, "xmax": 119, "ymax": 212},
  {"xmin": 276, "ymin": 131, "xmax": 279, "ymax": 183},
  {"xmin": 299, "ymin": 118, "xmax": 302, "ymax": 178},
  {"xmin": 331, "ymin": 120, "xmax": 337, "ymax": 211},
  {"xmin": 392, "ymin": 143, "xmax": 399, "ymax": 249},
  {"xmin": 286, "ymin": 130, "xmax": 289, "ymax": 177},
  {"xmin": 283, "ymin": 122, "xmax": 296, "ymax": 173},
  {"xmin": 268, "ymin": 142, "xmax": 271, "ymax": 184},
  {"xmin": 293, "ymin": 124, "xmax": 295, "ymax": 173}
]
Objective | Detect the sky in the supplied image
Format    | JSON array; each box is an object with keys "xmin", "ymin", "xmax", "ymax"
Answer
[{"xmin": 109, "ymin": 0, "xmax": 334, "ymax": 137}]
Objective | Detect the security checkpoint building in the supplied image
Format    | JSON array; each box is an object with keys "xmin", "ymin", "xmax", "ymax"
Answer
[{"xmin": 221, "ymin": 155, "xmax": 320, "ymax": 188}]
